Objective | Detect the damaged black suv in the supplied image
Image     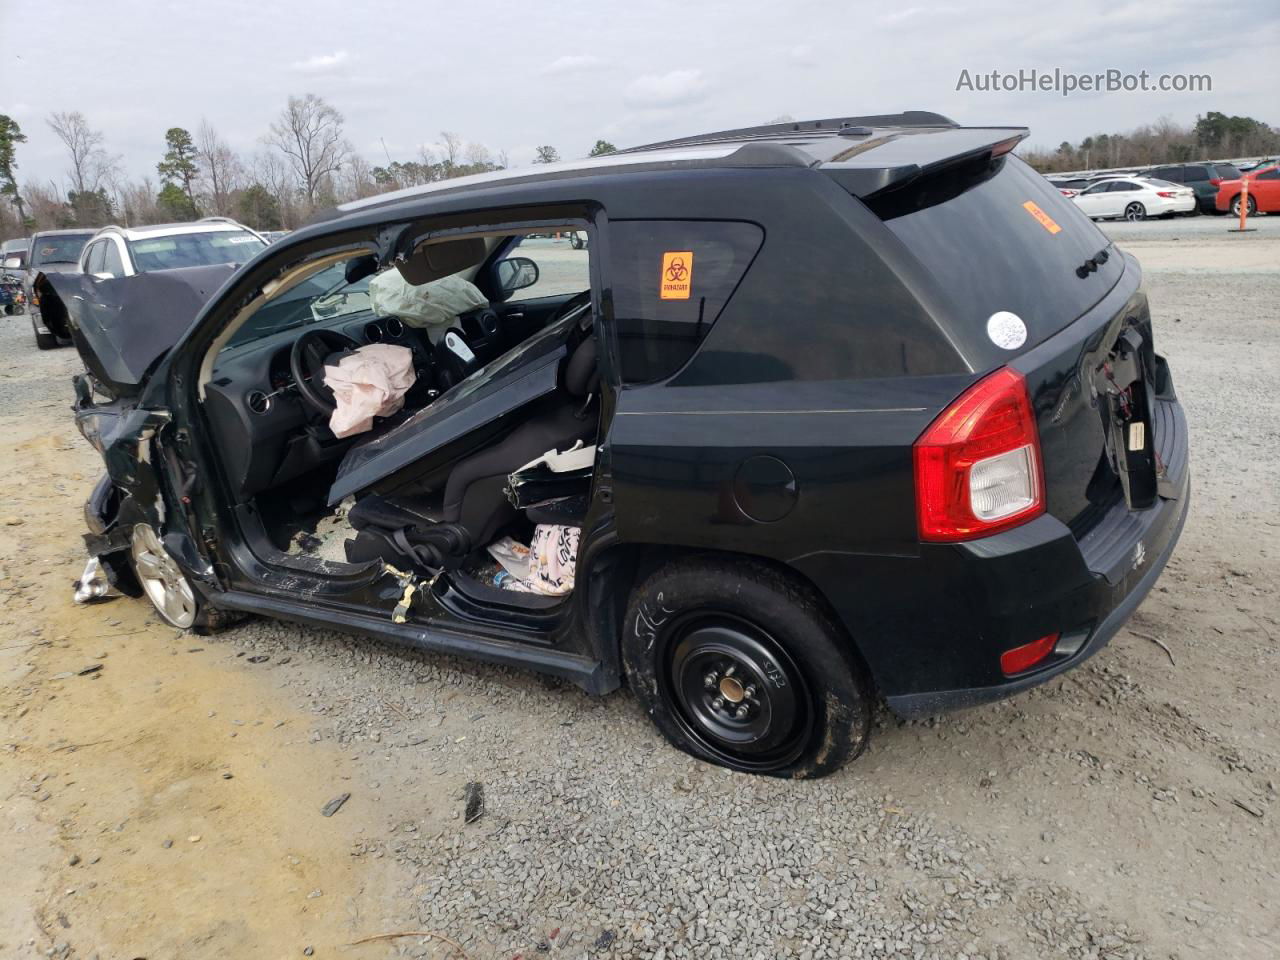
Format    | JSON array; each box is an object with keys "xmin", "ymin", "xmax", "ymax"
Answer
[{"xmin": 46, "ymin": 113, "xmax": 1189, "ymax": 778}]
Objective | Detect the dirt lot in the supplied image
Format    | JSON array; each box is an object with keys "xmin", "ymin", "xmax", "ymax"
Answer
[{"xmin": 2, "ymin": 219, "xmax": 1277, "ymax": 960}]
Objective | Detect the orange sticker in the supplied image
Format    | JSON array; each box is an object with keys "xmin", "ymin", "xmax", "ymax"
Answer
[
  {"xmin": 660, "ymin": 250, "xmax": 693, "ymax": 300},
  {"xmin": 1022, "ymin": 200, "xmax": 1062, "ymax": 234}
]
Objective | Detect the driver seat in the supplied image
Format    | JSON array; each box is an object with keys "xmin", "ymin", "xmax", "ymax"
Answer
[{"xmin": 345, "ymin": 338, "xmax": 599, "ymax": 567}]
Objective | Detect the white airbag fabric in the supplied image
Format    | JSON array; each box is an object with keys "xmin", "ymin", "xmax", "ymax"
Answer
[
  {"xmin": 368, "ymin": 270, "xmax": 488, "ymax": 341},
  {"xmin": 324, "ymin": 343, "xmax": 416, "ymax": 439}
]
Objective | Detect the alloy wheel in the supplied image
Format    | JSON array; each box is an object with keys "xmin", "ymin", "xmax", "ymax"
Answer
[
  {"xmin": 662, "ymin": 613, "xmax": 813, "ymax": 771},
  {"xmin": 1124, "ymin": 203, "xmax": 1145, "ymax": 221},
  {"xmin": 130, "ymin": 524, "xmax": 197, "ymax": 628}
]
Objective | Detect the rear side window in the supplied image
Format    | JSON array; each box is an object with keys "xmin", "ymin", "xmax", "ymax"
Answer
[
  {"xmin": 608, "ymin": 220, "xmax": 763, "ymax": 384},
  {"xmin": 1255, "ymin": 167, "xmax": 1279, "ymax": 180},
  {"xmin": 85, "ymin": 241, "xmax": 106, "ymax": 274},
  {"xmin": 1214, "ymin": 164, "xmax": 1241, "ymax": 179},
  {"xmin": 1182, "ymin": 165, "xmax": 1211, "ymax": 182},
  {"xmin": 870, "ymin": 155, "xmax": 1122, "ymax": 365},
  {"xmin": 1152, "ymin": 167, "xmax": 1182, "ymax": 182}
]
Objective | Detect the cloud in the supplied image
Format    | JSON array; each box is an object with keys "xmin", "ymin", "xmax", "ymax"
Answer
[
  {"xmin": 876, "ymin": 8, "xmax": 924, "ymax": 25},
  {"xmin": 540, "ymin": 55, "xmax": 604, "ymax": 76},
  {"xmin": 290, "ymin": 50, "xmax": 349, "ymax": 73},
  {"xmin": 623, "ymin": 69, "xmax": 709, "ymax": 109},
  {"xmin": 786, "ymin": 44, "xmax": 817, "ymax": 66}
]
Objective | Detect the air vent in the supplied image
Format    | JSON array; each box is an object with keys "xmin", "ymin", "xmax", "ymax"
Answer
[
  {"xmin": 384, "ymin": 317, "xmax": 405, "ymax": 338},
  {"xmin": 246, "ymin": 390, "xmax": 271, "ymax": 415},
  {"xmin": 364, "ymin": 321, "xmax": 383, "ymax": 342}
]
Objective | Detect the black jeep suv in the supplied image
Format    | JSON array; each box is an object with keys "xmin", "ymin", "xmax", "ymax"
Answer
[{"xmin": 47, "ymin": 112, "xmax": 1189, "ymax": 778}]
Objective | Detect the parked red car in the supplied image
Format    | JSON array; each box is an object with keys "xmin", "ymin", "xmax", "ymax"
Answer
[{"xmin": 1215, "ymin": 164, "xmax": 1280, "ymax": 216}]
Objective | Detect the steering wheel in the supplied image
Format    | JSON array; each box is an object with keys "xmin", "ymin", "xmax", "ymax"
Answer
[{"xmin": 290, "ymin": 329, "xmax": 360, "ymax": 415}]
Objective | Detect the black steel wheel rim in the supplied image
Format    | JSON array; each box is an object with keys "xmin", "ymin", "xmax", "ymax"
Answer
[{"xmin": 660, "ymin": 612, "xmax": 813, "ymax": 771}]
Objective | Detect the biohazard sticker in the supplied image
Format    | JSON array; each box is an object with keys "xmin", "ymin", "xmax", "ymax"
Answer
[
  {"xmin": 1022, "ymin": 200, "xmax": 1062, "ymax": 234},
  {"xmin": 987, "ymin": 311, "xmax": 1028, "ymax": 350},
  {"xmin": 660, "ymin": 251, "xmax": 693, "ymax": 300}
]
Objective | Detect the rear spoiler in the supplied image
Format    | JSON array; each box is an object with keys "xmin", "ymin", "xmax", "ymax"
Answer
[
  {"xmin": 822, "ymin": 127, "xmax": 1030, "ymax": 198},
  {"xmin": 616, "ymin": 112, "xmax": 959, "ymax": 154}
]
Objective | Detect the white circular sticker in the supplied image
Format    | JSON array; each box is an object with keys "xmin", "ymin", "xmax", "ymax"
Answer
[{"xmin": 986, "ymin": 311, "xmax": 1028, "ymax": 350}]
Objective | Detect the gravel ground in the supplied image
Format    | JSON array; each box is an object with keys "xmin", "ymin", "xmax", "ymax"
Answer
[{"xmin": 1, "ymin": 220, "xmax": 1277, "ymax": 959}]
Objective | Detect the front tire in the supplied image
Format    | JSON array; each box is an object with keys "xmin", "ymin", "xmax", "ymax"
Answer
[
  {"xmin": 623, "ymin": 557, "xmax": 872, "ymax": 778},
  {"xmin": 1124, "ymin": 202, "xmax": 1146, "ymax": 222},
  {"xmin": 129, "ymin": 523, "xmax": 239, "ymax": 633}
]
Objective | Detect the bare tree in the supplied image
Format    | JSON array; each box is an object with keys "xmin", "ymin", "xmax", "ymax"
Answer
[
  {"xmin": 47, "ymin": 111, "xmax": 117, "ymax": 194},
  {"xmin": 118, "ymin": 176, "xmax": 162, "ymax": 227},
  {"xmin": 266, "ymin": 94, "xmax": 351, "ymax": 209},
  {"xmin": 252, "ymin": 150, "xmax": 296, "ymax": 227},
  {"xmin": 22, "ymin": 180, "xmax": 70, "ymax": 232},
  {"xmin": 465, "ymin": 142, "xmax": 492, "ymax": 168},
  {"xmin": 439, "ymin": 131, "xmax": 462, "ymax": 174},
  {"xmin": 340, "ymin": 154, "xmax": 378, "ymax": 202},
  {"xmin": 196, "ymin": 120, "xmax": 243, "ymax": 216}
]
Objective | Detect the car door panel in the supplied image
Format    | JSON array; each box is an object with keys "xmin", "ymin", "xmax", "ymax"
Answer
[{"xmin": 327, "ymin": 324, "xmax": 573, "ymax": 504}]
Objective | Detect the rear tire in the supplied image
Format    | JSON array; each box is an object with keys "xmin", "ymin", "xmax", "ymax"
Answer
[
  {"xmin": 622, "ymin": 557, "xmax": 872, "ymax": 778},
  {"xmin": 1230, "ymin": 194, "xmax": 1257, "ymax": 218},
  {"xmin": 1124, "ymin": 202, "xmax": 1146, "ymax": 222}
]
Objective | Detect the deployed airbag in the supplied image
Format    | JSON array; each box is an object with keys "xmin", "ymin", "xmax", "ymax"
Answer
[
  {"xmin": 369, "ymin": 270, "xmax": 488, "ymax": 341},
  {"xmin": 324, "ymin": 343, "xmax": 416, "ymax": 438}
]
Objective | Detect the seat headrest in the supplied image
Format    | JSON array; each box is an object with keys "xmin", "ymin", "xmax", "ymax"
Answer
[{"xmin": 564, "ymin": 338, "xmax": 599, "ymax": 398}]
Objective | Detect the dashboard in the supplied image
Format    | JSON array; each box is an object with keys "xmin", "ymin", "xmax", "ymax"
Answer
[{"xmin": 205, "ymin": 309, "xmax": 457, "ymax": 501}]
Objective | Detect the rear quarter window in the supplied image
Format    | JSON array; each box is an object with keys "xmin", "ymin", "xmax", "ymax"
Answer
[
  {"xmin": 869, "ymin": 155, "xmax": 1123, "ymax": 367},
  {"xmin": 607, "ymin": 220, "xmax": 763, "ymax": 384}
]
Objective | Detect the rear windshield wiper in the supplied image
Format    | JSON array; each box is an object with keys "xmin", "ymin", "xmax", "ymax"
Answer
[{"xmin": 1075, "ymin": 246, "xmax": 1111, "ymax": 279}]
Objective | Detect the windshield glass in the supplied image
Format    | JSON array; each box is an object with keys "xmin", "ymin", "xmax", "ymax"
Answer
[
  {"xmin": 873, "ymin": 155, "xmax": 1123, "ymax": 365},
  {"xmin": 31, "ymin": 235, "xmax": 91, "ymax": 266},
  {"xmin": 128, "ymin": 230, "xmax": 265, "ymax": 272},
  {"xmin": 226, "ymin": 261, "xmax": 374, "ymax": 348}
]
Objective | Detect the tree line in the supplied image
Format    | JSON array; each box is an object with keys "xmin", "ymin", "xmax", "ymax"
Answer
[
  {"xmin": 0, "ymin": 94, "xmax": 619, "ymax": 239},
  {"xmin": 1019, "ymin": 112, "xmax": 1279, "ymax": 173}
]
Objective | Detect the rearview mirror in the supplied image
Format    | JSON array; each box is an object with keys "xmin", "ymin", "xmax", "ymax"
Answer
[
  {"xmin": 2, "ymin": 257, "xmax": 20, "ymax": 270},
  {"xmin": 495, "ymin": 256, "xmax": 539, "ymax": 295},
  {"xmin": 344, "ymin": 254, "xmax": 379, "ymax": 285}
]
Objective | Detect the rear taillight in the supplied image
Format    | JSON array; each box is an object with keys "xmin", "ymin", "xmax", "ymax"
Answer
[
  {"xmin": 1000, "ymin": 633, "xmax": 1060, "ymax": 675},
  {"xmin": 913, "ymin": 367, "xmax": 1044, "ymax": 542},
  {"xmin": 1156, "ymin": 191, "xmax": 1177, "ymax": 198},
  {"xmin": 1209, "ymin": 178, "xmax": 1222, "ymax": 186}
]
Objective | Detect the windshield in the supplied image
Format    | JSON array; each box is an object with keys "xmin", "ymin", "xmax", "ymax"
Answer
[
  {"xmin": 128, "ymin": 230, "xmax": 265, "ymax": 272},
  {"xmin": 32, "ymin": 235, "xmax": 91, "ymax": 266},
  {"xmin": 873, "ymin": 155, "xmax": 1123, "ymax": 366},
  {"xmin": 226, "ymin": 261, "xmax": 373, "ymax": 347}
]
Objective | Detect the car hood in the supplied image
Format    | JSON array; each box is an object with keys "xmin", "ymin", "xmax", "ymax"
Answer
[
  {"xmin": 41, "ymin": 264, "xmax": 237, "ymax": 397},
  {"xmin": 31, "ymin": 261, "xmax": 82, "ymax": 276}
]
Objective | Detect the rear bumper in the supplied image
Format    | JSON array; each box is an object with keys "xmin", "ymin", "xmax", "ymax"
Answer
[
  {"xmin": 886, "ymin": 467, "xmax": 1188, "ymax": 716},
  {"xmin": 885, "ymin": 396, "xmax": 1190, "ymax": 716},
  {"xmin": 793, "ymin": 395, "xmax": 1190, "ymax": 717}
]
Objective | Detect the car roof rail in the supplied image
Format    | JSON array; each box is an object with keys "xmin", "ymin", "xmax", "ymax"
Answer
[{"xmin": 616, "ymin": 112, "xmax": 959, "ymax": 154}]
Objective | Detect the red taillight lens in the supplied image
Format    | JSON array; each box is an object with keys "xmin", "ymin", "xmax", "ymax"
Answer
[
  {"xmin": 1156, "ymin": 191, "xmax": 1177, "ymax": 198},
  {"xmin": 1209, "ymin": 178, "xmax": 1222, "ymax": 186},
  {"xmin": 1000, "ymin": 633, "xmax": 1060, "ymax": 675},
  {"xmin": 913, "ymin": 367, "xmax": 1044, "ymax": 542}
]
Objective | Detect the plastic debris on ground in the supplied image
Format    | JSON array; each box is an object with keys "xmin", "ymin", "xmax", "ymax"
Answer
[
  {"xmin": 487, "ymin": 525, "xmax": 580, "ymax": 596},
  {"xmin": 72, "ymin": 557, "xmax": 122, "ymax": 604},
  {"xmin": 323, "ymin": 343, "xmax": 416, "ymax": 438}
]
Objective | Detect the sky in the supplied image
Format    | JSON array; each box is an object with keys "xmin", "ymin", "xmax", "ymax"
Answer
[{"xmin": 2, "ymin": 0, "xmax": 1277, "ymax": 191}]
